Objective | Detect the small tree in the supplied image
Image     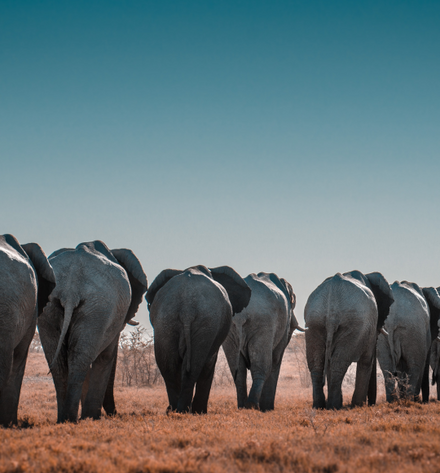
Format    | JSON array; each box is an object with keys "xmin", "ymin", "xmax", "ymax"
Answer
[{"xmin": 118, "ymin": 326, "xmax": 162, "ymax": 387}]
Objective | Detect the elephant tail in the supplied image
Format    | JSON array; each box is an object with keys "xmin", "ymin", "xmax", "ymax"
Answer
[
  {"xmin": 324, "ymin": 320, "xmax": 335, "ymax": 387},
  {"xmin": 233, "ymin": 319, "xmax": 246, "ymax": 382},
  {"xmin": 49, "ymin": 299, "xmax": 77, "ymax": 371},
  {"xmin": 387, "ymin": 327, "xmax": 397, "ymax": 376},
  {"xmin": 183, "ymin": 321, "xmax": 192, "ymax": 373}
]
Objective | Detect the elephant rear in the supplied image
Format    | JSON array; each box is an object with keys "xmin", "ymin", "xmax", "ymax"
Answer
[
  {"xmin": 377, "ymin": 281, "xmax": 431, "ymax": 402},
  {"xmin": 0, "ymin": 235, "xmax": 55, "ymax": 426},
  {"xmin": 305, "ymin": 271, "xmax": 392, "ymax": 409},
  {"xmin": 147, "ymin": 265, "xmax": 251, "ymax": 414}
]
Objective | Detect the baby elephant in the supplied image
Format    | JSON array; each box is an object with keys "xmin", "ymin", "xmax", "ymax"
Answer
[
  {"xmin": 222, "ymin": 272, "xmax": 304, "ymax": 411},
  {"xmin": 146, "ymin": 265, "xmax": 251, "ymax": 414}
]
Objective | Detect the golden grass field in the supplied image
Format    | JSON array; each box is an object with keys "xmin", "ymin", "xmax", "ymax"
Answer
[{"xmin": 2, "ymin": 336, "xmax": 440, "ymax": 473}]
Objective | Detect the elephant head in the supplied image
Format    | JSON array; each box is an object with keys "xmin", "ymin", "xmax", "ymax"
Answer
[
  {"xmin": 111, "ymin": 248, "xmax": 148, "ymax": 324},
  {"xmin": 364, "ymin": 272, "xmax": 394, "ymax": 332},
  {"xmin": 146, "ymin": 265, "xmax": 251, "ymax": 315},
  {"xmin": 1, "ymin": 235, "xmax": 56, "ymax": 316},
  {"xmin": 422, "ymin": 287, "xmax": 440, "ymax": 342},
  {"xmin": 21, "ymin": 242, "xmax": 56, "ymax": 315}
]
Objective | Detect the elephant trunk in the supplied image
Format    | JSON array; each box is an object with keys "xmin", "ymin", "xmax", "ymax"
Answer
[{"xmin": 49, "ymin": 300, "xmax": 76, "ymax": 371}]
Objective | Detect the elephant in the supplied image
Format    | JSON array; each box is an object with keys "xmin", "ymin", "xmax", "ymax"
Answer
[
  {"xmin": 0, "ymin": 234, "xmax": 55, "ymax": 426},
  {"xmin": 377, "ymin": 282, "xmax": 440, "ymax": 403},
  {"xmin": 146, "ymin": 265, "xmax": 251, "ymax": 414},
  {"xmin": 428, "ymin": 286, "xmax": 440, "ymax": 400},
  {"xmin": 222, "ymin": 272, "xmax": 305, "ymax": 411},
  {"xmin": 38, "ymin": 240, "xmax": 148, "ymax": 423},
  {"xmin": 305, "ymin": 270, "xmax": 394, "ymax": 410}
]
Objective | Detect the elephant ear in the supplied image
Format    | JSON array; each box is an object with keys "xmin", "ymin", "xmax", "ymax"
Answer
[
  {"xmin": 279, "ymin": 277, "xmax": 296, "ymax": 310},
  {"xmin": 146, "ymin": 269, "xmax": 183, "ymax": 308},
  {"xmin": 209, "ymin": 266, "xmax": 251, "ymax": 315},
  {"xmin": 2, "ymin": 234, "xmax": 28, "ymax": 258},
  {"xmin": 111, "ymin": 249, "xmax": 148, "ymax": 323},
  {"xmin": 22, "ymin": 243, "xmax": 56, "ymax": 316},
  {"xmin": 422, "ymin": 287, "xmax": 440, "ymax": 342},
  {"xmin": 365, "ymin": 272, "xmax": 394, "ymax": 331}
]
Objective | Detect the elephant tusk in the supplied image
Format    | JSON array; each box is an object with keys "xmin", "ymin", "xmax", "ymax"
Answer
[
  {"xmin": 437, "ymin": 335, "xmax": 440, "ymax": 341},
  {"xmin": 380, "ymin": 327, "xmax": 389, "ymax": 337},
  {"xmin": 127, "ymin": 319, "xmax": 139, "ymax": 326},
  {"xmin": 295, "ymin": 326, "xmax": 307, "ymax": 332}
]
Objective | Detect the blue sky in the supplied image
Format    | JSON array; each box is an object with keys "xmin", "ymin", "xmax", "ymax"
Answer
[{"xmin": 1, "ymin": 0, "xmax": 439, "ymax": 327}]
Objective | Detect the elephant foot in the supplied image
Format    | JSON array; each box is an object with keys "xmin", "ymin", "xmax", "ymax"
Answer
[
  {"xmin": 244, "ymin": 401, "xmax": 259, "ymax": 410},
  {"xmin": 312, "ymin": 402, "xmax": 326, "ymax": 410}
]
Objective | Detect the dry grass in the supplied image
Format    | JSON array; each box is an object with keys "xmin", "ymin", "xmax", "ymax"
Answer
[{"xmin": 2, "ymin": 337, "xmax": 440, "ymax": 472}]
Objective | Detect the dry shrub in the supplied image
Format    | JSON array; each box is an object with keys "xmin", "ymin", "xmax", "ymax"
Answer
[
  {"xmin": 29, "ymin": 330, "xmax": 44, "ymax": 354},
  {"xmin": 117, "ymin": 327, "xmax": 162, "ymax": 387},
  {"xmin": 288, "ymin": 333, "xmax": 311, "ymax": 388}
]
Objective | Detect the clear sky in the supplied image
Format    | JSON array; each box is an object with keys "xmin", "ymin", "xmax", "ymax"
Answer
[{"xmin": 1, "ymin": 0, "xmax": 439, "ymax": 328}]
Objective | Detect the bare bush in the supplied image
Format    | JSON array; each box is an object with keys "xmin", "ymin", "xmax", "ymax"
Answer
[
  {"xmin": 213, "ymin": 348, "xmax": 234, "ymax": 386},
  {"xmin": 29, "ymin": 331, "xmax": 44, "ymax": 353},
  {"xmin": 117, "ymin": 326, "xmax": 162, "ymax": 387},
  {"xmin": 288, "ymin": 333, "xmax": 311, "ymax": 388}
]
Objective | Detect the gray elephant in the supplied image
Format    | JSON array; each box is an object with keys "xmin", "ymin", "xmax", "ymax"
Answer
[
  {"xmin": 222, "ymin": 272, "xmax": 305, "ymax": 411},
  {"xmin": 428, "ymin": 286, "xmax": 440, "ymax": 400},
  {"xmin": 377, "ymin": 282, "xmax": 440, "ymax": 402},
  {"xmin": 146, "ymin": 265, "xmax": 251, "ymax": 414},
  {"xmin": 305, "ymin": 270, "xmax": 394, "ymax": 410},
  {"xmin": 38, "ymin": 241, "xmax": 148, "ymax": 423},
  {"xmin": 0, "ymin": 234, "xmax": 55, "ymax": 426}
]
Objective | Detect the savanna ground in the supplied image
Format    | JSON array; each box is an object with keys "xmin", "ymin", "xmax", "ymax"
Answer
[{"xmin": 2, "ymin": 333, "xmax": 440, "ymax": 473}]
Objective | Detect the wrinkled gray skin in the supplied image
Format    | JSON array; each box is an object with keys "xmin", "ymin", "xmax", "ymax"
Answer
[
  {"xmin": 38, "ymin": 241, "xmax": 147, "ymax": 423},
  {"xmin": 222, "ymin": 272, "xmax": 304, "ymax": 411},
  {"xmin": 305, "ymin": 271, "xmax": 394, "ymax": 410},
  {"xmin": 377, "ymin": 282, "xmax": 440, "ymax": 403},
  {"xmin": 146, "ymin": 265, "xmax": 251, "ymax": 414},
  {"xmin": 0, "ymin": 234, "xmax": 55, "ymax": 426}
]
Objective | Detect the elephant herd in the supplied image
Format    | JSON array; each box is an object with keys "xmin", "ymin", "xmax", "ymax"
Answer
[{"xmin": 1, "ymin": 234, "xmax": 440, "ymax": 427}]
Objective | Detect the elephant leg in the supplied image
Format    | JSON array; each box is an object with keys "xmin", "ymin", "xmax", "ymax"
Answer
[
  {"xmin": 325, "ymin": 340, "xmax": 353, "ymax": 410},
  {"xmin": 352, "ymin": 353, "xmax": 374, "ymax": 407},
  {"xmin": 0, "ymin": 322, "xmax": 35, "ymax": 426},
  {"xmin": 421, "ymin": 355, "xmax": 430, "ymax": 403},
  {"xmin": 38, "ymin": 304, "xmax": 68, "ymax": 421},
  {"xmin": 235, "ymin": 353, "xmax": 248, "ymax": 409},
  {"xmin": 327, "ymin": 363, "xmax": 351, "ymax": 410},
  {"xmin": 164, "ymin": 377, "xmax": 181, "ymax": 411},
  {"xmin": 0, "ymin": 346, "xmax": 14, "ymax": 427},
  {"xmin": 367, "ymin": 354, "xmax": 377, "ymax": 406},
  {"xmin": 80, "ymin": 368, "xmax": 91, "ymax": 412},
  {"xmin": 102, "ymin": 351, "xmax": 118, "ymax": 416},
  {"xmin": 191, "ymin": 353, "xmax": 218, "ymax": 414},
  {"xmin": 437, "ymin": 373, "xmax": 440, "ymax": 401},
  {"xmin": 81, "ymin": 338, "xmax": 118, "ymax": 420},
  {"xmin": 176, "ymin": 371, "xmax": 196, "ymax": 413},
  {"xmin": 246, "ymin": 340, "xmax": 272, "ymax": 409},
  {"xmin": 61, "ymin": 370, "xmax": 89, "ymax": 423},
  {"xmin": 259, "ymin": 362, "xmax": 282, "ymax": 412},
  {"xmin": 306, "ymin": 326, "xmax": 326, "ymax": 409},
  {"xmin": 310, "ymin": 370, "xmax": 326, "ymax": 409}
]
